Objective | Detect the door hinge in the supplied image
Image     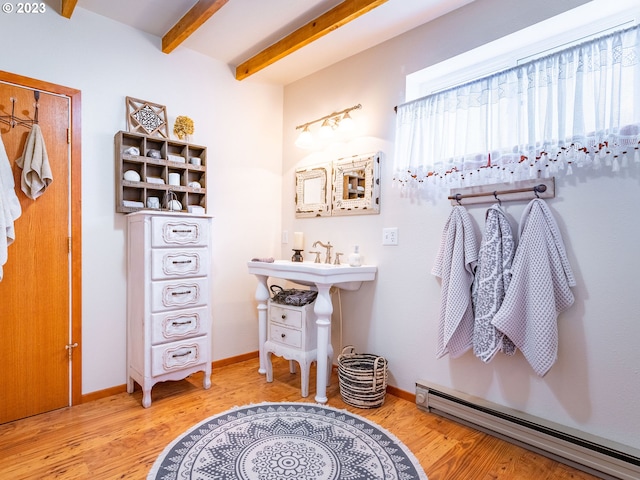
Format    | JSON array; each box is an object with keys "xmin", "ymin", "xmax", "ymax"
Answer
[
  {"xmin": 68, "ymin": 236, "xmax": 72, "ymax": 253},
  {"xmin": 65, "ymin": 342, "xmax": 79, "ymax": 360},
  {"xmin": 67, "ymin": 128, "xmax": 71, "ymax": 144}
]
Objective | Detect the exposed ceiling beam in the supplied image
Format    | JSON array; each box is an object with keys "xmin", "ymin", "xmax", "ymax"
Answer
[
  {"xmin": 162, "ymin": 0, "xmax": 229, "ymax": 54},
  {"xmin": 235, "ymin": 0, "xmax": 388, "ymax": 81},
  {"xmin": 61, "ymin": 0, "xmax": 78, "ymax": 18}
]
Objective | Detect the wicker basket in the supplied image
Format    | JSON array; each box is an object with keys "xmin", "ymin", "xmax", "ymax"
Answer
[{"xmin": 337, "ymin": 346, "xmax": 388, "ymax": 409}]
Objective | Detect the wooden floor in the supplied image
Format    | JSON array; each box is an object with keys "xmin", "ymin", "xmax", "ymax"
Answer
[{"xmin": 1, "ymin": 357, "xmax": 600, "ymax": 480}]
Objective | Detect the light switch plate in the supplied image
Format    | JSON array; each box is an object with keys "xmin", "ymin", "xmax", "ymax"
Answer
[{"xmin": 382, "ymin": 227, "xmax": 398, "ymax": 245}]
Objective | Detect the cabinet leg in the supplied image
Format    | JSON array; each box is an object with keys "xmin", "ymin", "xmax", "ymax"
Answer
[
  {"xmin": 203, "ymin": 366, "xmax": 212, "ymax": 390},
  {"xmin": 326, "ymin": 345, "xmax": 334, "ymax": 387},
  {"xmin": 289, "ymin": 360, "xmax": 297, "ymax": 374},
  {"xmin": 142, "ymin": 389, "xmax": 152, "ymax": 408},
  {"xmin": 127, "ymin": 376, "xmax": 134, "ymax": 394},
  {"xmin": 265, "ymin": 352, "xmax": 274, "ymax": 383},
  {"xmin": 300, "ymin": 360, "xmax": 310, "ymax": 398}
]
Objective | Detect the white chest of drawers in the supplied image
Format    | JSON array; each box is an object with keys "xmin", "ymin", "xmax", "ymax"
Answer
[
  {"xmin": 126, "ymin": 212, "xmax": 212, "ymax": 407},
  {"xmin": 265, "ymin": 300, "xmax": 327, "ymax": 398}
]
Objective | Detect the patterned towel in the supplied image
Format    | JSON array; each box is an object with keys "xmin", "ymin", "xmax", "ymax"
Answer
[
  {"xmin": 492, "ymin": 199, "xmax": 576, "ymax": 376},
  {"xmin": 472, "ymin": 204, "xmax": 516, "ymax": 362},
  {"xmin": 432, "ymin": 206, "xmax": 478, "ymax": 358}
]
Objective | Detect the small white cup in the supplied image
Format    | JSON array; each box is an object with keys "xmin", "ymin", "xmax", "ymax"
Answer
[
  {"xmin": 190, "ymin": 157, "xmax": 201, "ymax": 166},
  {"xmin": 147, "ymin": 196, "xmax": 160, "ymax": 209},
  {"xmin": 168, "ymin": 173, "xmax": 181, "ymax": 186}
]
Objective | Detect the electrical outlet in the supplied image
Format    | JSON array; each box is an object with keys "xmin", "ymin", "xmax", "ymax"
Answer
[
  {"xmin": 282, "ymin": 230, "xmax": 289, "ymax": 244},
  {"xmin": 382, "ymin": 227, "xmax": 398, "ymax": 245}
]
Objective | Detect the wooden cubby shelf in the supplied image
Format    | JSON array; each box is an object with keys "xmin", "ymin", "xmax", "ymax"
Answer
[{"xmin": 115, "ymin": 131, "xmax": 207, "ymax": 214}]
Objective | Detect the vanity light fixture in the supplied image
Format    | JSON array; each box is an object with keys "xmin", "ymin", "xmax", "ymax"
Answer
[{"xmin": 295, "ymin": 104, "xmax": 362, "ymax": 148}]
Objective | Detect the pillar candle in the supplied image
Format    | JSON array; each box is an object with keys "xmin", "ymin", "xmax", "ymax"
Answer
[{"xmin": 293, "ymin": 232, "xmax": 304, "ymax": 250}]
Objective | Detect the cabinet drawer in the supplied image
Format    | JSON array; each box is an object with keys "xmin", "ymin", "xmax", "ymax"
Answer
[
  {"xmin": 269, "ymin": 304, "xmax": 303, "ymax": 329},
  {"xmin": 151, "ymin": 248, "xmax": 209, "ymax": 280},
  {"xmin": 150, "ymin": 306, "xmax": 209, "ymax": 344},
  {"xmin": 269, "ymin": 324, "xmax": 302, "ymax": 349},
  {"xmin": 151, "ymin": 336, "xmax": 208, "ymax": 376},
  {"xmin": 151, "ymin": 217, "xmax": 209, "ymax": 247},
  {"xmin": 150, "ymin": 278, "xmax": 208, "ymax": 312}
]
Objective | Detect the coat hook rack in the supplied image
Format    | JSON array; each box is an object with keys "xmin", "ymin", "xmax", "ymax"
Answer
[
  {"xmin": 448, "ymin": 178, "xmax": 555, "ymax": 206},
  {"xmin": 0, "ymin": 90, "xmax": 40, "ymax": 129}
]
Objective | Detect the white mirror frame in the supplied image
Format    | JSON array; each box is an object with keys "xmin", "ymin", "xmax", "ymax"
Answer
[
  {"xmin": 331, "ymin": 152, "xmax": 381, "ymax": 216},
  {"xmin": 295, "ymin": 164, "xmax": 332, "ymax": 217}
]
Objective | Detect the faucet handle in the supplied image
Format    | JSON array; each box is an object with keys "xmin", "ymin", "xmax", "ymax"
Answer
[
  {"xmin": 309, "ymin": 251, "xmax": 321, "ymax": 263},
  {"xmin": 334, "ymin": 253, "xmax": 343, "ymax": 265}
]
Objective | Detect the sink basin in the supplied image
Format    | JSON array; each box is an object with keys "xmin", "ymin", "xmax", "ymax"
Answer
[
  {"xmin": 248, "ymin": 259, "xmax": 377, "ymax": 403},
  {"xmin": 247, "ymin": 260, "xmax": 376, "ymax": 290}
]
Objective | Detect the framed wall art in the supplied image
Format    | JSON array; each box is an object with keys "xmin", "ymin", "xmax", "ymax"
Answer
[{"xmin": 126, "ymin": 96, "xmax": 169, "ymax": 138}]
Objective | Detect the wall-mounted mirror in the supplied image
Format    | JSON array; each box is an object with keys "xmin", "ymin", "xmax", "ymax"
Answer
[
  {"xmin": 295, "ymin": 164, "xmax": 332, "ymax": 217},
  {"xmin": 332, "ymin": 152, "xmax": 380, "ymax": 216}
]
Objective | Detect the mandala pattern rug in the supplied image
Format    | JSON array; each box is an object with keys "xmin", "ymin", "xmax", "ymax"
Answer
[{"xmin": 148, "ymin": 402, "xmax": 428, "ymax": 480}]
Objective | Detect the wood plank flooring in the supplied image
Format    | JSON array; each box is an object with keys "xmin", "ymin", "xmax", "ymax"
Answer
[{"xmin": 1, "ymin": 357, "xmax": 600, "ymax": 479}]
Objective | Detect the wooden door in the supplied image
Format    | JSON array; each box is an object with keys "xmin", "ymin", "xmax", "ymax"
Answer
[{"xmin": 0, "ymin": 81, "xmax": 73, "ymax": 423}]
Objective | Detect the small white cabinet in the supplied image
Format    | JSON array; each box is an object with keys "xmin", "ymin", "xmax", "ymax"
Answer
[
  {"xmin": 126, "ymin": 212, "xmax": 212, "ymax": 407},
  {"xmin": 265, "ymin": 300, "xmax": 332, "ymax": 397}
]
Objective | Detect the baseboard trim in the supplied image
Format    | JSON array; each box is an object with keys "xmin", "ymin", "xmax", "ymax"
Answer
[
  {"xmin": 212, "ymin": 350, "xmax": 259, "ymax": 368},
  {"xmin": 81, "ymin": 351, "xmax": 416, "ymax": 405},
  {"xmin": 82, "ymin": 384, "xmax": 127, "ymax": 403},
  {"xmin": 387, "ymin": 384, "xmax": 415, "ymax": 403}
]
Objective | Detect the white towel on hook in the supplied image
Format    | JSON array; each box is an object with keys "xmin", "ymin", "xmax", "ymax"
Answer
[
  {"xmin": 0, "ymin": 134, "xmax": 22, "ymax": 281},
  {"xmin": 16, "ymin": 123, "xmax": 52, "ymax": 200},
  {"xmin": 432, "ymin": 206, "xmax": 478, "ymax": 358},
  {"xmin": 472, "ymin": 204, "xmax": 517, "ymax": 363},
  {"xmin": 491, "ymin": 198, "xmax": 576, "ymax": 376}
]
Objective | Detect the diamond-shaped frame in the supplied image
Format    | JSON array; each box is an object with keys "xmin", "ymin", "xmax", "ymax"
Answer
[{"xmin": 126, "ymin": 96, "xmax": 169, "ymax": 138}]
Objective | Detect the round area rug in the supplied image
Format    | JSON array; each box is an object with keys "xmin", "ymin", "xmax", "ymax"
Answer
[{"xmin": 148, "ymin": 402, "xmax": 428, "ymax": 480}]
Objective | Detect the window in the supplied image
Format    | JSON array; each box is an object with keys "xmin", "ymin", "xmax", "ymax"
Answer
[{"xmin": 394, "ymin": 1, "xmax": 640, "ymax": 192}]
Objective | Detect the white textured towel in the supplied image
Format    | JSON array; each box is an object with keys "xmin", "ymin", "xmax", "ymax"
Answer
[
  {"xmin": 0, "ymin": 135, "xmax": 22, "ymax": 281},
  {"xmin": 16, "ymin": 124, "xmax": 52, "ymax": 199},
  {"xmin": 472, "ymin": 204, "xmax": 516, "ymax": 362},
  {"xmin": 432, "ymin": 206, "xmax": 478, "ymax": 358},
  {"xmin": 492, "ymin": 199, "xmax": 576, "ymax": 376}
]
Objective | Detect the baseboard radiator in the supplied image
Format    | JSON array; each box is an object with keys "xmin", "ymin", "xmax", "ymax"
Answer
[{"xmin": 415, "ymin": 381, "xmax": 640, "ymax": 480}]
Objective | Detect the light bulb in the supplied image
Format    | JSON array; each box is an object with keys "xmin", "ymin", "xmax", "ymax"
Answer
[
  {"xmin": 295, "ymin": 126, "xmax": 313, "ymax": 149},
  {"xmin": 319, "ymin": 118, "xmax": 334, "ymax": 139},
  {"xmin": 339, "ymin": 111, "xmax": 354, "ymax": 132}
]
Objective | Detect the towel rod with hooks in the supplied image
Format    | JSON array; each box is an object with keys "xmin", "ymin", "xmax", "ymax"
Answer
[{"xmin": 448, "ymin": 178, "xmax": 555, "ymax": 206}]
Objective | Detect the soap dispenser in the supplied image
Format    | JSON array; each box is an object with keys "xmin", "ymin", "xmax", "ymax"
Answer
[{"xmin": 348, "ymin": 245, "xmax": 362, "ymax": 267}]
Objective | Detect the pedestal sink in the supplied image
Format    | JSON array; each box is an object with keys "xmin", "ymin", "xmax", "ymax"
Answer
[{"xmin": 247, "ymin": 260, "xmax": 377, "ymax": 403}]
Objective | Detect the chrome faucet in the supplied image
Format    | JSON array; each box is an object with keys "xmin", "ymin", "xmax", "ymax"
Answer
[{"xmin": 312, "ymin": 240, "xmax": 333, "ymax": 263}]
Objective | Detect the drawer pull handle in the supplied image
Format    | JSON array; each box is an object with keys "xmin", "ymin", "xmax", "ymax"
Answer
[
  {"xmin": 281, "ymin": 333, "xmax": 286, "ymax": 338},
  {"xmin": 172, "ymin": 350, "xmax": 192, "ymax": 358},
  {"xmin": 171, "ymin": 320, "xmax": 192, "ymax": 326},
  {"xmin": 281, "ymin": 314, "xmax": 286, "ymax": 319},
  {"xmin": 172, "ymin": 260, "xmax": 193, "ymax": 264},
  {"xmin": 172, "ymin": 229, "xmax": 194, "ymax": 233},
  {"xmin": 171, "ymin": 290, "xmax": 192, "ymax": 296}
]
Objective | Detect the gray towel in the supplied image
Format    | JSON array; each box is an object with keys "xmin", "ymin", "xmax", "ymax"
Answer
[
  {"xmin": 492, "ymin": 199, "xmax": 576, "ymax": 376},
  {"xmin": 472, "ymin": 204, "xmax": 516, "ymax": 362},
  {"xmin": 432, "ymin": 206, "xmax": 478, "ymax": 359},
  {"xmin": 16, "ymin": 124, "xmax": 52, "ymax": 200}
]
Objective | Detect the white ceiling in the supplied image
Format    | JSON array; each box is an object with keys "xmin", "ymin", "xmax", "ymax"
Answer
[{"xmin": 77, "ymin": 0, "xmax": 475, "ymax": 84}]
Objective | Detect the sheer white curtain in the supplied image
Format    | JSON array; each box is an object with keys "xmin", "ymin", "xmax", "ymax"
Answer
[{"xmin": 393, "ymin": 25, "xmax": 640, "ymax": 190}]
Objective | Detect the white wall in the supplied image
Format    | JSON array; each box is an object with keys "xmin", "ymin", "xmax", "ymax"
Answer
[
  {"xmin": 282, "ymin": 0, "xmax": 640, "ymax": 450},
  {"xmin": 2, "ymin": 8, "xmax": 283, "ymax": 393}
]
